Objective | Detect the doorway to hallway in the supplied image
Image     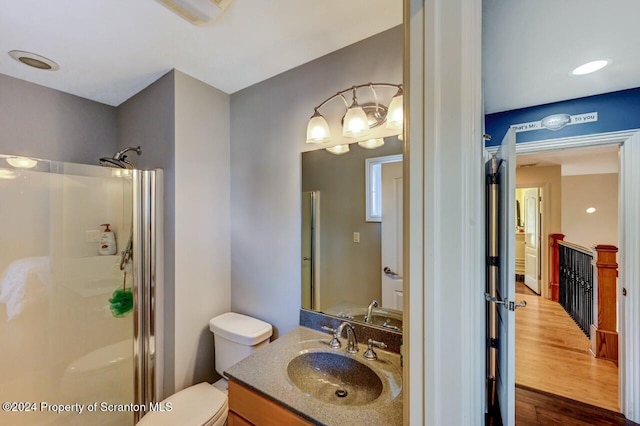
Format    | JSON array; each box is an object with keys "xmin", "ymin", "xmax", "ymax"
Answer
[{"xmin": 514, "ymin": 144, "xmax": 620, "ymax": 412}]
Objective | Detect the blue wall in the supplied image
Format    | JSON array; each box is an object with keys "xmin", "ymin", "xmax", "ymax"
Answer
[{"xmin": 485, "ymin": 87, "xmax": 640, "ymax": 147}]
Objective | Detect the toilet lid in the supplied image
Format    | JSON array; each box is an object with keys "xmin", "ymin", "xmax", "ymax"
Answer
[{"xmin": 137, "ymin": 382, "xmax": 227, "ymax": 426}]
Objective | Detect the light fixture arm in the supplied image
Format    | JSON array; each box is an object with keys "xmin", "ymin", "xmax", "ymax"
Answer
[
  {"xmin": 311, "ymin": 82, "xmax": 402, "ymax": 112},
  {"xmin": 306, "ymin": 81, "xmax": 403, "ymax": 147},
  {"xmin": 369, "ymin": 83, "xmax": 380, "ymax": 112}
]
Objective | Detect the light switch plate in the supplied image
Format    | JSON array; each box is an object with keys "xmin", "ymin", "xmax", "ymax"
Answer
[{"xmin": 353, "ymin": 232, "xmax": 360, "ymax": 243}]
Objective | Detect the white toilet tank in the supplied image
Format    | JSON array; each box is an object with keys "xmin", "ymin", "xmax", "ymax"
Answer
[{"xmin": 209, "ymin": 312, "xmax": 272, "ymax": 377}]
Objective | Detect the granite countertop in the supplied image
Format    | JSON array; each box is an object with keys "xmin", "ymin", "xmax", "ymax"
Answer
[{"xmin": 225, "ymin": 326, "xmax": 402, "ymax": 426}]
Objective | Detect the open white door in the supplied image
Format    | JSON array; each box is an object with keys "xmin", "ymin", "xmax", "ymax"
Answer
[
  {"xmin": 523, "ymin": 188, "xmax": 540, "ymax": 294},
  {"xmin": 487, "ymin": 128, "xmax": 520, "ymax": 426},
  {"xmin": 381, "ymin": 161, "xmax": 403, "ymax": 310}
]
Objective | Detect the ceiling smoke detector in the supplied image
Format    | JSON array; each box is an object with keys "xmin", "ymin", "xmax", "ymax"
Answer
[
  {"xmin": 155, "ymin": 0, "xmax": 234, "ymax": 25},
  {"xmin": 9, "ymin": 50, "xmax": 59, "ymax": 71}
]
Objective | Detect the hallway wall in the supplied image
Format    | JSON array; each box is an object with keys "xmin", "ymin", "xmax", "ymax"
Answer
[
  {"xmin": 561, "ymin": 173, "xmax": 618, "ymax": 249},
  {"xmin": 516, "ymin": 165, "xmax": 562, "ymax": 297}
]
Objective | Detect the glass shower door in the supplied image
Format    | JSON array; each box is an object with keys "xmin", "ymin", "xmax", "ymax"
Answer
[{"xmin": 0, "ymin": 156, "xmax": 135, "ymax": 425}]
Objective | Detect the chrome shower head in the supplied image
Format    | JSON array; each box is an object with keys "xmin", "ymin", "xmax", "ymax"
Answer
[{"xmin": 99, "ymin": 146, "xmax": 141, "ymax": 169}]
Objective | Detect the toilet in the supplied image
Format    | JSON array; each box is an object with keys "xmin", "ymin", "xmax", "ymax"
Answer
[{"xmin": 137, "ymin": 312, "xmax": 272, "ymax": 425}]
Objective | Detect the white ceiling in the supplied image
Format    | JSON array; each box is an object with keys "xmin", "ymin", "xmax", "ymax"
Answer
[
  {"xmin": 517, "ymin": 145, "xmax": 619, "ymax": 176},
  {"xmin": 483, "ymin": 0, "xmax": 640, "ymax": 113},
  {"xmin": 0, "ymin": 0, "xmax": 401, "ymax": 106},
  {"xmin": 2, "ymin": 1, "xmax": 639, "ymax": 113}
]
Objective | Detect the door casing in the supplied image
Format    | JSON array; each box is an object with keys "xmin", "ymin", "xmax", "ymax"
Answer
[{"xmin": 486, "ymin": 129, "xmax": 640, "ymax": 421}]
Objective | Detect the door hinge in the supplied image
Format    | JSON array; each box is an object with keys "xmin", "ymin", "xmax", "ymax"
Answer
[
  {"xmin": 489, "ymin": 338, "xmax": 499, "ymax": 349},
  {"xmin": 488, "ymin": 256, "xmax": 499, "ymax": 266}
]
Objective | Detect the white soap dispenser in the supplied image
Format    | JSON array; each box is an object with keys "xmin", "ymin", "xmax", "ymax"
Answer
[{"xmin": 99, "ymin": 224, "xmax": 117, "ymax": 255}]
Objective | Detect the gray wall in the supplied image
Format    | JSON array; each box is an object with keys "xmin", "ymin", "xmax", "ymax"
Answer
[
  {"xmin": 117, "ymin": 70, "xmax": 231, "ymax": 395},
  {"xmin": 302, "ymin": 139, "xmax": 402, "ymax": 311},
  {"xmin": 230, "ymin": 25, "xmax": 402, "ymax": 337},
  {"xmin": 116, "ymin": 70, "xmax": 177, "ymax": 395},
  {"xmin": 0, "ymin": 73, "xmax": 116, "ymax": 163},
  {"xmin": 173, "ymin": 71, "xmax": 230, "ymax": 391}
]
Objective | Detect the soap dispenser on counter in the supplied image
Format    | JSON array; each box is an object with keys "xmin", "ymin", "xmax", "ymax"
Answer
[{"xmin": 99, "ymin": 224, "xmax": 117, "ymax": 255}]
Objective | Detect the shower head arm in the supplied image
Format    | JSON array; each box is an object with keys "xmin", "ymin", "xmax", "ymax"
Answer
[{"xmin": 114, "ymin": 146, "xmax": 142, "ymax": 161}]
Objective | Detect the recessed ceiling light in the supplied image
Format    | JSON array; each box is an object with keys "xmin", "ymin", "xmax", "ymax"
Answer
[
  {"xmin": 586, "ymin": 207, "xmax": 596, "ymax": 214},
  {"xmin": 8, "ymin": 50, "xmax": 59, "ymax": 71},
  {"xmin": 571, "ymin": 60, "xmax": 610, "ymax": 76}
]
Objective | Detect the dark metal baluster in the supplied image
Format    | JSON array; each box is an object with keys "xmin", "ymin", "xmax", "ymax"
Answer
[{"xmin": 557, "ymin": 244, "xmax": 592, "ymax": 338}]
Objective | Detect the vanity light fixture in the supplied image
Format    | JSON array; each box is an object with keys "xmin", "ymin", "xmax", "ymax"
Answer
[
  {"xmin": 6, "ymin": 156, "xmax": 38, "ymax": 169},
  {"xmin": 386, "ymin": 87, "xmax": 403, "ymax": 130},
  {"xmin": 9, "ymin": 50, "xmax": 59, "ymax": 71},
  {"xmin": 0, "ymin": 169, "xmax": 17, "ymax": 180},
  {"xmin": 571, "ymin": 59, "xmax": 610, "ymax": 76},
  {"xmin": 325, "ymin": 144, "xmax": 350, "ymax": 155},
  {"xmin": 306, "ymin": 82, "xmax": 403, "ymax": 145},
  {"xmin": 358, "ymin": 138, "xmax": 385, "ymax": 149}
]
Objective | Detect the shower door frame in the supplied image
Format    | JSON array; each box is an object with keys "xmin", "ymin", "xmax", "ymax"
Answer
[{"xmin": 132, "ymin": 169, "xmax": 163, "ymax": 422}]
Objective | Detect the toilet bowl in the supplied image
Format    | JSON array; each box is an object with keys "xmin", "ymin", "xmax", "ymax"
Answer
[
  {"xmin": 137, "ymin": 312, "xmax": 272, "ymax": 425},
  {"xmin": 136, "ymin": 382, "xmax": 228, "ymax": 426}
]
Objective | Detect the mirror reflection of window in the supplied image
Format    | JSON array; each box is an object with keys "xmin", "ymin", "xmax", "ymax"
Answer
[{"xmin": 370, "ymin": 163, "xmax": 382, "ymax": 218}]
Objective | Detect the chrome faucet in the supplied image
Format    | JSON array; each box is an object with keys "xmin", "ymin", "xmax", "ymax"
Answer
[
  {"xmin": 364, "ymin": 300, "xmax": 379, "ymax": 323},
  {"xmin": 337, "ymin": 322, "xmax": 358, "ymax": 354}
]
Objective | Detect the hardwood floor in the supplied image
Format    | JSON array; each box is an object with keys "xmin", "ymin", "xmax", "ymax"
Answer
[
  {"xmin": 516, "ymin": 385, "xmax": 638, "ymax": 426},
  {"xmin": 516, "ymin": 281, "xmax": 538, "ymax": 296},
  {"xmin": 516, "ymin": 293, "xmax": 619, "ymax": 412}
]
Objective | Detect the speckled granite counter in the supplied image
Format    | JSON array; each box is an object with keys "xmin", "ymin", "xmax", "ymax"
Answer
[{"xmin": 225, "ymin": 326, "xmax": 402, "ymax": 426}]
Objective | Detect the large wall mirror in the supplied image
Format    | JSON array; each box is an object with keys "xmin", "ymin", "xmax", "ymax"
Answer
[{"xmin": 301, "ymin": 136, "xmax": 403, "ymax": 333}]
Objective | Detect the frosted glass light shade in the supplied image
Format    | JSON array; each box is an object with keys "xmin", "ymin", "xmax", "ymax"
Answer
[
  {"xmin": 6, "ymin": 156, "xmax": 38, "ymax": 168},
  {"xmin": 326, "ymin": 144, "xmax": 350, "ymax": 155},
  {"xmin": 0, "ymin": 169, "xmax": 17, "ymax": 180},
  {"xmin": 306, "ymin": 113, "xmax": 331, "ymax": 144},
  {"xmin": 343, "ymin": 106, "xmax": 370, "ymax": 138},
  {"xmin": 386, "ymin": 93, "xmax": 403, "ymax": 130},
  {"xmin": 358, "ymin": 138, "xmax": 385, "ymax": 149}
]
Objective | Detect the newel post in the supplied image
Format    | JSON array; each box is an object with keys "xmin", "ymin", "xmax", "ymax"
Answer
[
  {"xmin": 593, "ymin": 244, "xmax": 619, "ymax": 363},
  {"xmin": 548, "ymin": 233, "xmax": 564, "ymax": 301}
]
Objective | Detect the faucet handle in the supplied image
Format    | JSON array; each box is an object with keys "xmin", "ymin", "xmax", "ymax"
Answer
[
  {"xmin": 321, "ymin": 326, "xmax": 341, "ymax": 349},
  {"xmin": 363, "ymin": 339, "xmax": 387, "ymax": 361}
]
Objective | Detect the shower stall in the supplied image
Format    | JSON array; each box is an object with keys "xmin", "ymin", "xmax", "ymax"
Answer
[{"xmin": 0, "ymin": 153, "xmax": 161, "ymax": 425}]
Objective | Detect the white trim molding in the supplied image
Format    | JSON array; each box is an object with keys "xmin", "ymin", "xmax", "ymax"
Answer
[
  {"xmin": 486, "ymin": 129, "xmax": 640, "ymax": 422},
  {"xmin": 620, "ymin": 132, "xmax": 640, "ymax": 422},
  {"xmin": 405, "ymin": 0, "xmax": 484, "ymax": 424},
  {"xmin": 485, "ymin": 129, "xmax": 639, "ymax": 155}
]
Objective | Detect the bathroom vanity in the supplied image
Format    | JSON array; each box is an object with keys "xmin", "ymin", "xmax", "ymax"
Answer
[
  {"xmin": 228, "ymin": 382, "xmax": 311, "ymax": 425},
  {"xmin": 226, "ymin": 326, "xmax": 402, "ymax": 425}
]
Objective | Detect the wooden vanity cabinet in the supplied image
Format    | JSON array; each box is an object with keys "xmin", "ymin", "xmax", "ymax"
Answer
[{"xmin": 228, "ymin": 380, "xmax": 312, "ymax": 426}]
